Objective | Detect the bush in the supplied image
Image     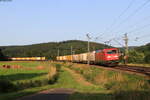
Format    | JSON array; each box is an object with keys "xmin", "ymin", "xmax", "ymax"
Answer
[
  {"xmin": 16, "ymin": 79, "xmax": 51, "ymax": 90},
  {"xmin": 0, "ymin": 79, "xmax": 17, "ymax": 93},
  {"xmin": 104, "ymin": 81, "xmax": 116, "ymax": 90},
  {"xmin": 55, "ymin": 64, "xmax": 61, "ymax": 71},
  {"xmin": 144, "ymin": 54, "xmax": 150, "ymax": 63},
  {"xmin": 128, "ymin": 50, "xmax": 145, "ymax": 63},
  {"xmin": 48, "ymin": 65, "xmax": 60, "ymax": 84}
]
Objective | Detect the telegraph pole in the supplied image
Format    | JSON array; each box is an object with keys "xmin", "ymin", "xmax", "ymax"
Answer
[
  {"xmin": 86, "ymin": 34, "xmax": 91, "ymax": 65},
  {"xmin": 71, "ymin": 46, "xmax": 73, "ymax": 61},
  {"xmin": 123, "ymin": 33, "xmax": 129, "ymax": 65},
  {"xmin": 57, "ymin": 48, "xmax": 60, "ymax": 57},
  {"xmin": 72, "ymin": 51, "xmax": 75, "ymax": 55},
  {"xmin": 71, "ymin": 46, "xmax": 72, "ymax": 55}
]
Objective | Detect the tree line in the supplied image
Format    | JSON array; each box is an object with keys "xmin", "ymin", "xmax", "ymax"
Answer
[
  {"xmin": 0, "ymin": 40, "xmax": 110, "ymax": 60},
  {"xmin": 0, "ymin": 40, "xmax": 149, "ymax": 63},
  {"xmin": 128, "ymin": 43, "xmax": 150, "ymax": 63}
]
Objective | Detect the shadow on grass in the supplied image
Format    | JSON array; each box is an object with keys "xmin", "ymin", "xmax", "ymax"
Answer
[
  {"xmin": 8, "ymin": 92, "xmax": 70, "ymax": 100},
  {"xmin": 0, "ymin": 73, "xmax": 47, "ymax": 81},
  {"xmin": 6, "ymin": 90, "xmax": 150, "ymax": 100},
  {"xmin": 19, "ymin": 93, "xmax": 70, "ymax": 100},
  {"xmin": 0, "ymin": 88, "xmax": 150, "ymax": 100},
  {"xmin": 0, "ymin": 88, "xmax": 73, "ymax": 100},
  {"xmin": 70, "ymin": 90, "xmax": 150, "ymax": 100}
]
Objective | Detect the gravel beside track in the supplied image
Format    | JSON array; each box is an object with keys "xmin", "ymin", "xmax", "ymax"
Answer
[{"xmin": 114, "ymin": 65, "xmax": 150, "ymax": 76}]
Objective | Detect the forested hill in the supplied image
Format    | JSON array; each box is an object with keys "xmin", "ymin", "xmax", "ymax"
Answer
[
  {"xmin": 0, "ymin": 40, "xmax": 110, "ymax": 60},
  {"xmin": 128, "ymin": 43, "xmax": 150, "ymax": 63},
  {"xmin": 136, "ymin": 43, "xmax": 150, "ymax": 55}
]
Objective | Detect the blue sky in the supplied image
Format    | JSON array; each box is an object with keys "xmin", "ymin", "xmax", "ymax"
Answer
[{"xmin": 0, "ymin": 0, "xmax": 150, "ymax": 46}]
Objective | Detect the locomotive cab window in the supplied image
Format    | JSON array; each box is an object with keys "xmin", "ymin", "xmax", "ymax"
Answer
[{"xmin": 107, "ymin": 50, "xmax": 117, "ymax": 54}]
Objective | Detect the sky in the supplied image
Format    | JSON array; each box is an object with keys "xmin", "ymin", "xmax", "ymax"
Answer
[{"xmin": 0, "ymin": 0, "xmax": 150, "ymax": 47}]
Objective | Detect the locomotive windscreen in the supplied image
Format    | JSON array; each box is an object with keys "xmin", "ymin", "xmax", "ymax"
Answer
[{"xmin": 107, "ymin": 50, "xmax": 117, "ymax": 54}]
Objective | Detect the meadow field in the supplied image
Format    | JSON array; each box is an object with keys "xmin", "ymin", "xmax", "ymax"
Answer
[
  {"xmin": 0, "ymin": 61, "xmax": 150, "ymax": 100},
  {"xmin": 0, "ymin": 61, "xmax": 59, "ymax": 100}
]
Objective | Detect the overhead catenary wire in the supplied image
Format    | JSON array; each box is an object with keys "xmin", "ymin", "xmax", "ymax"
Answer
[
  {"xmin": 132, "ymin": 34, "xmax": 150, "ymax": 41},
  {"xmin": 113, "ymin": 15, "xmax": 150, "ymax": 34},
  {"xmin": 128, "ymin": 23, "xmax": 150, "ymax": 33},
  {"xmin": 106, "ymin": 0, "xmax": 135, "ymax": 30},
  {"xmin": 95, "ymin": 0, "xmax": 150, "ymax": 47},
  {"xmin": 110, "ymin": 0, "xmax": 150, "ymax": 34},
  {"xmin": 104, "ymin": 0, "xmax": 150, "ymax": 38},
  {"xmin": 94, "ymin": 0, "xmax": 150, "ymax": 48},
  {"xmin": 112, "ymin": 38, "xmax": 125, "ymax": 47},
  {"xmin": 102, "ymin": 0, "xmax": 136, "ymax": 36},
  {"xmin": 110, "ymin": 20, "xmax": 150, "ymax": 47},
  {"xmin": 140, "ymin": 34, "xmax": 150, "ymax": 38}
]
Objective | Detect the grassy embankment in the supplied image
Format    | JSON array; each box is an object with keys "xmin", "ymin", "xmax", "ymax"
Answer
[
  {"xmin": 63, "ymin": 62, "xmax": 150, "ymax": 100},
  {"xmin": 0, "ymin": 61, "xmax": 150, "ymax": 100},
  {"xmin": 0, "ymin": 61, "xmax": 101, "ymax": 100}
]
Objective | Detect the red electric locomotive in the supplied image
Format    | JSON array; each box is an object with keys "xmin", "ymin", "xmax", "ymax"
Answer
[{"xmin": 95, "ymin": 48, "xmax": 120, "ymax": 66}]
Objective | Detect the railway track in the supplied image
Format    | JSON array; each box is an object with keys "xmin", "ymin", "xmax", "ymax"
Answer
[
  {"xmin": 93, "ymin": 64, "xmax": 150, "ymax": 77},
  {"xmin": 59, "ymin": 61, "xmax": 150, "ymax": 77},
  {"xmin": 114, "ymin": 65, "xmax": 150, "ymax": 76}
]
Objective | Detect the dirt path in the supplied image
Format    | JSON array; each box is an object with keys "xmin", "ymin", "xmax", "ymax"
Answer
[{"xmin": 17, "ymin": 88, "xmax": 74, "ymax": 100}]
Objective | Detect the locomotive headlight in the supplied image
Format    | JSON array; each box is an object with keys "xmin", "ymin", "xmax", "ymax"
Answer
[
  {"xmin": 107, "ymin": 56, "xmax": 111, "ymax": 58},
  {"xmin": 114, "ymin": 55, "xmax": 118, "ymax": 57}
]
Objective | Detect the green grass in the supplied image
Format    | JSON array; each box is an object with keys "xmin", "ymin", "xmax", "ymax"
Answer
[
  {"xmin": 69, "ymin": 91, "xmax": 150, "ymax": 100},
  {"xmin": 0, "ymin": 61, "xmax": 41, "ymax": 67},
  {"xmin": 0, "ymin": 62, "xmax": 49, "ymax": 84},
  {"xmin": 0, "ymin": 61, "xmax": 150, "ymax": 100},
  {"xmin": 64, "ymin": 63, "xmax": 150, "ymax": 100},
  {"xmin": 0, "ymin": 65, "xmax": 103, "ymax": 100},
  {"xmin": 0, "ymin": 61, "xmax": 59, "ymax": 100}
]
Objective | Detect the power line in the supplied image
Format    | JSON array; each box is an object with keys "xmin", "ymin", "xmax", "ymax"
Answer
[
  {"xmin": 113, "ymin": 15, "xmax": 150, "ymax": 34},
  {"xmin": 132, "ymin": 34, "xmax": 150, "ymax": 41},
  {"xmin": 103, "ymin": 0, "xmax": 136, "ymax": 35},
  {"xmin": 106, "ymin": 0, "xmax": 150, "ymax": 36},
  {"xmin": 96, "ymin": 0, "xmax": 150, "ymax": 47},
  {"xmin": 118, "ymin": 0, "xmax": 136, "ymax": 19},
  {"xmin": 111, "ymin": 0, "xmax": 150, "ymax": 33},
  {"xmin": 97, "ymin": 0, "xmax": 150, "ymax": 43},
  {"xmin": 113, "ymin": 38, "xmax": 125, "ymax": 47},
  {"xmin": 140, "ymin": 34, "xmax": 150, "ymax": 38},
  {"xmin": 128, "ymin": 23, "xmax": 150, "ymax": 33}
]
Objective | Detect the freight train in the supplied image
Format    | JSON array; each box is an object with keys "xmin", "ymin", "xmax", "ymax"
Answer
[
  {"xmin": 56, "ymin": 48, "xmax": 120, "ymax": 66},
  {"xmin": 0, "ymin": 57, "xmax": 46, "ymax": 61}
]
